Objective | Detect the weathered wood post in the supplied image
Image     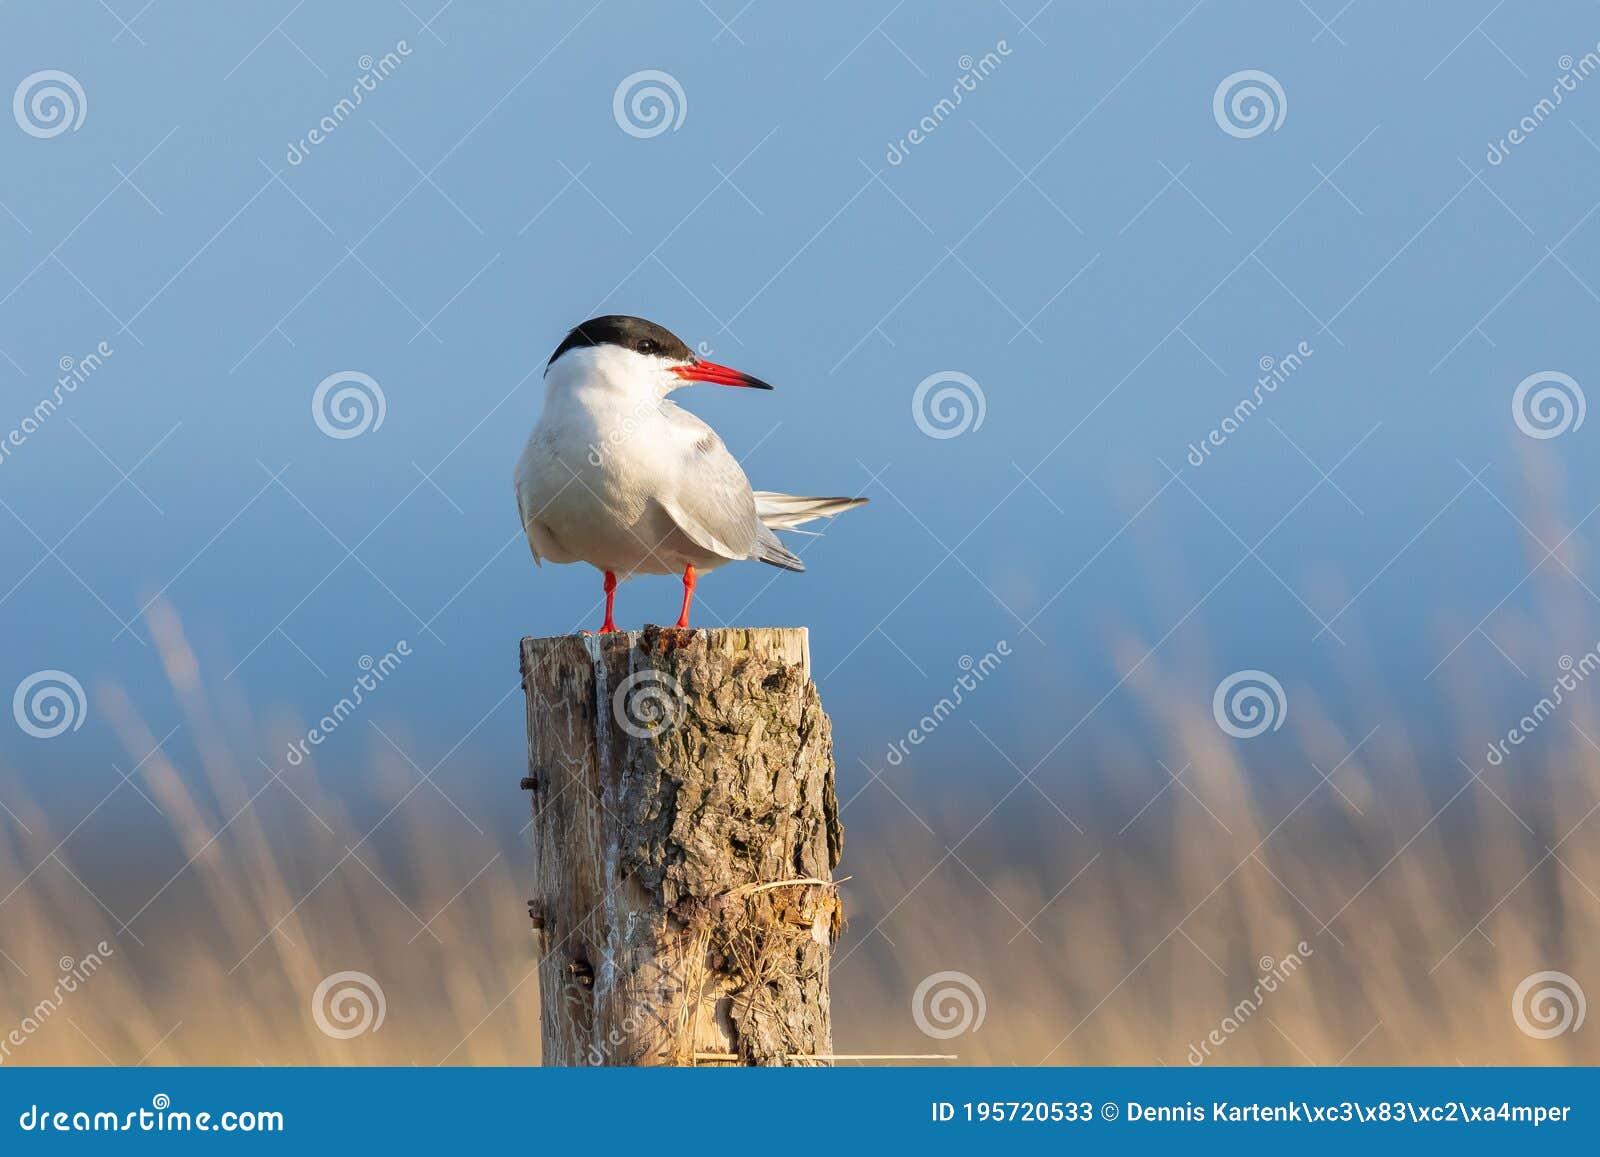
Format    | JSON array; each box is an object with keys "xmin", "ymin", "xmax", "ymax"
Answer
[{"xmin": 519, "ymin": 625, "xmax": 844, "ymax": 1066}]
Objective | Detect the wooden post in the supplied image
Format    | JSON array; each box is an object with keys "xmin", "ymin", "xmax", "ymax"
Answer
[{"xmin": 519, "ymin": 625, "xmax": 844, "ymax": 1066}]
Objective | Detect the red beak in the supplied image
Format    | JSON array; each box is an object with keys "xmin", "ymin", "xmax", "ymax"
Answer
[{"xmin": 669, "ymin": 359, "xmax": 774, "ymax": 390}]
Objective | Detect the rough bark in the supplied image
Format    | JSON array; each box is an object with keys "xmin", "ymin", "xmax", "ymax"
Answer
[{"xmin": 520, "ymin": 625, "xmax": 843, "ymax": 1066}]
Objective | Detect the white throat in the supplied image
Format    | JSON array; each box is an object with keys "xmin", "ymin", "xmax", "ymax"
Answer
[{"xmin": 543, "ymin": 344, "xmax": 679, "ymax": 407}]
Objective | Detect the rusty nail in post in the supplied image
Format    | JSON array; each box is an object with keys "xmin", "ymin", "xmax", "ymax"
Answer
[{"xmin": 520, "ymin": 776, "xmax": 538, "ymax": 791}]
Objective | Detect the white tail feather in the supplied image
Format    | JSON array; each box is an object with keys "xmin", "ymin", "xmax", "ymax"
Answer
[{"xmin": 753, "ymin": 492, "xmax": 869, "ymax": 531}]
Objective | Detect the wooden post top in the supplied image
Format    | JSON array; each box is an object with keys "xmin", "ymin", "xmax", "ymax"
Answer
[{"xmin": 519, "ymin": 625, "xmax": 811, "ymax": 679}]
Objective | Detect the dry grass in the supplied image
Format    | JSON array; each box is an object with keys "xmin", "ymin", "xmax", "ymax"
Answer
[
  {"xmin": 0, "ymin": 605, "xmax": 539, "ymax": 1066},
  {"xmin": 2, "ymin": 515, "xmax": 1597, "ymax": 1065}
]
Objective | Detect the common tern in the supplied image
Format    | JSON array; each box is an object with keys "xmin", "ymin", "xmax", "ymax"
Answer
[{"xmin": 515, "ymin": 315, "xmax": 867, "ymax": 632}]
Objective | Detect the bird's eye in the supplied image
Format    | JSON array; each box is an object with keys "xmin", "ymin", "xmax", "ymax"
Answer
[{"xmin": 636, "ymin": 339, "xmax": 658, "ymax": 355}]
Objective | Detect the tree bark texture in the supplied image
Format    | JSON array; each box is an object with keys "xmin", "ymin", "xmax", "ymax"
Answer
[{"xmin": 520, "ymin": 626, "xmax": 843, "ymax": 1066}]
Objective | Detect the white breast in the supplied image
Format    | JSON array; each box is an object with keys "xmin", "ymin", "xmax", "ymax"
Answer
[{"xmin": 514, "ymin": 347, "xmax": 751, "ymax": 577}]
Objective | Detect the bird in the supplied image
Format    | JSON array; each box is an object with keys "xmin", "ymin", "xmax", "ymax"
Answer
[{"xmin": 515, "ymin": 315, "xmax": 868, "ymax": 633}]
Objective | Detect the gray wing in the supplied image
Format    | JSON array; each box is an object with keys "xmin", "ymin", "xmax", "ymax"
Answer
[
  {"xmin": 654, "ymin": 415, "xmax": 762, "ymax": 564},
  {"xmin": 752, "ymin": 522, "xmax": 804, "ymax": 571}
]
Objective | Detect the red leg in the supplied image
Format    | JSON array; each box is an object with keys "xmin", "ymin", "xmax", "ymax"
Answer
[
  {"xmin": 674, "ymin": 564, "xmax": 696, "ymax": 629},
  {"xmin": 599, "ymin": 571, "xmax": 618, "ymax": 633}
]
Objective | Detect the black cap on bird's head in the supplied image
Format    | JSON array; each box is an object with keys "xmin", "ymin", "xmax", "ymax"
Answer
[{"xmin": 546, "ymin": 314, "xmax": 774, "ymax": 390}]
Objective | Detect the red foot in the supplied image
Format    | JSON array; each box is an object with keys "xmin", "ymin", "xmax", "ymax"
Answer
[
  {"xmin": 674, "ymin": 564, "xmax": 696, "ymax": 629},
  {"xmin": 599, "ymin": 570, "xmax": 618, "ymax": 633}
]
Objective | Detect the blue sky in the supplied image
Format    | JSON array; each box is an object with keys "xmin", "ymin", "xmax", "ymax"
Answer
[{"xmin": 4, "ymin": 0, "xmax": 1599, "ymax": 814}]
